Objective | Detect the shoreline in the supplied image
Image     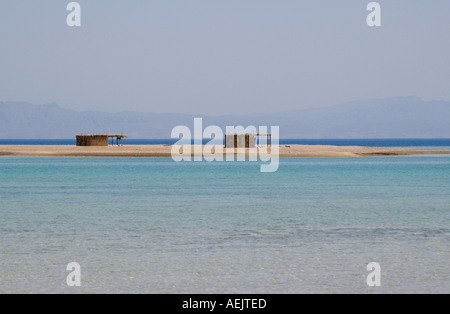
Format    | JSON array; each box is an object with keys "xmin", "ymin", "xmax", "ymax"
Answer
[{"xmin": 1, "ymin": 144, "xmax": 450, "ymax": 158}]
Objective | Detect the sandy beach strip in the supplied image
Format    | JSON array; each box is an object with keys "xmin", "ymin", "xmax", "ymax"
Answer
[{"xmin": 0, "ymin": 145, "xmax": 449, "ymax": 158}]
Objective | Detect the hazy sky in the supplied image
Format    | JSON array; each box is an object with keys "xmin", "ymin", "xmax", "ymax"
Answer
[{"xmin": 0, "ymin": 1, "xmax": 449, "ymax": 115}]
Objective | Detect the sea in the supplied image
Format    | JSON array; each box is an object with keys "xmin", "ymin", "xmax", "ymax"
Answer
[
  {"xmin": 1, "ymin": 138, "xmax": 450, "ymax": 149},
  {"xmin": 0, "ymin": 139, "xmax": 449, "ymax": 293}
]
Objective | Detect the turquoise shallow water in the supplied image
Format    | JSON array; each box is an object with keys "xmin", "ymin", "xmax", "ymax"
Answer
[{"xmin": 0, "ymin": 156, "xmax": 449, "ymax": 293}]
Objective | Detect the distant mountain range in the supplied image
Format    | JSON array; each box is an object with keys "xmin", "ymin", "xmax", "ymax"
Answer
[{"xmin": 0, "ymin": 97, "xmax": 449, "ymax": 139}]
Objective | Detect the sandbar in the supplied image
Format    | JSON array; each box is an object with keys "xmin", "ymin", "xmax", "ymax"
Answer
[{"xmin": 0, "ymin": 145, "xmax": 449, "ymax": 158}]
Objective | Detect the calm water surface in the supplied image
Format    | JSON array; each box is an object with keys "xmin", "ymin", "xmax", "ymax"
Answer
[{"xmin": 0, "ymin": 156, "xmax": 449, "ymax": 293}]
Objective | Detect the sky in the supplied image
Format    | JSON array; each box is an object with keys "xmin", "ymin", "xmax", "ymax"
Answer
[{"xmin": 0, "ymin": 0, "xmax": 449, "ymax": 115}]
